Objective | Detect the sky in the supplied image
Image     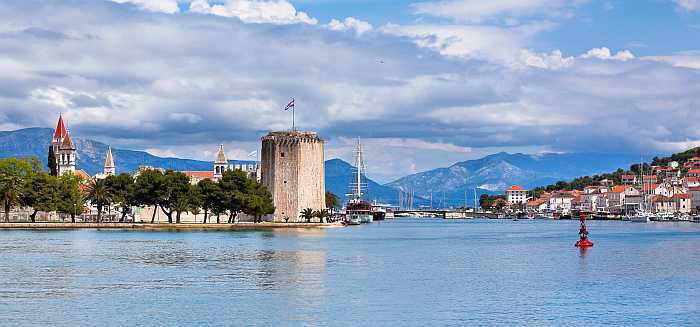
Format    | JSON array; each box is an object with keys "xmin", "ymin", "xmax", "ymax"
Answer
[{"xmin": 0, "ymin": 0, "xmax": 699, "ymax": 183}]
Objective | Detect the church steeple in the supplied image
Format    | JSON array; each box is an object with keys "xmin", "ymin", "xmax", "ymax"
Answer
[
  {"xmin": 214, "ymin": 144, "xmax": 227, "ymax": 178},
  {"xmin": 104, "ymin": 146, "xmax": 115, "ymax": 176},
  {"xmin": 53, "ymin": 114, "xmax": 67, "ymax": 142}
]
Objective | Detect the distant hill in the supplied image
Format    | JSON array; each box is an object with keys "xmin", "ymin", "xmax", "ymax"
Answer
[
  {"xmin": 386, "ymin": 152, "xmax": 641, "ymax": 207},
  {"xmin": 0, "ymin": 128, "xmax": 253, "ymax": 175}
]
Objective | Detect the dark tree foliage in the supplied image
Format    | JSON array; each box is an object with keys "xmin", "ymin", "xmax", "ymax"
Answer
[{"xmin": 47, "ymin": 146, "xmax": 58, "ymax": 176}]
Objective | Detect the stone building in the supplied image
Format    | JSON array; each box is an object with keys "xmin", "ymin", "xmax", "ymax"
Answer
[
  {"xmin": 261, "ymin": 131, "xmax": 325, "ymax": 222},
  {"xmin": 52, "ymin": 115, "xmax": 77, "ymax": 176}
]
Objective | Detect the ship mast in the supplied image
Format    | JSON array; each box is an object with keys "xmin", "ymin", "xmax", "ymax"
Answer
[{"xmin": 350, "ymin": 137, "xmax": 366, "ymax": 202}]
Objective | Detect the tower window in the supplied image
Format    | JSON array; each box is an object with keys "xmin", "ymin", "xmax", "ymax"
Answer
[{"xmin": 280, "ymin": 152, "xmax": 285, "ymax": 158}]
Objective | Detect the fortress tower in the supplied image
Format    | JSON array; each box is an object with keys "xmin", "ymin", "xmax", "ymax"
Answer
[{"xmin": 261, "ymin": 131, "xmax": 325, "ymax": 222}]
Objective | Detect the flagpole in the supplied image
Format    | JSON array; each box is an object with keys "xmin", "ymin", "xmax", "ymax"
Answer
[{"xmin": 292, "ymin": 101, "xmax": 295, "ymax": 132}]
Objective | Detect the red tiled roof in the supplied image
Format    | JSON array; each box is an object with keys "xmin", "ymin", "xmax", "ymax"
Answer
[
  {"xmin": 60, "ymin": 132, "xmax": 76, "ymax": 150},
  {"xmin": 506, "ymin": 185, "xmax": 525, "ymax": 191},
  {"xmin": 688, "ymin": 187, "xmax": 700, "ymax": 192},
  {"xmin": 673, "ymin": 193, "xmax": 691, "ymax": 199},
  {"xmin": 54, "ymin": 114, "xmax": 67, "ymax": 139},
  {"xmin": 610, "ymin": 185, "xmax": 626, "ymax": 193},
  {"xmin": 689, "ymin": 169, "xmax": 700, "ymax": 174},
  {"xmin": 181, "ymin": 171, "xmax": 214, "ymax": 179}
]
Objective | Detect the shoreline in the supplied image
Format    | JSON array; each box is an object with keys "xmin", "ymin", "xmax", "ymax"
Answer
[{"xmin": 0, "ymin": 222, "xmax": 345, "ymax": 231}]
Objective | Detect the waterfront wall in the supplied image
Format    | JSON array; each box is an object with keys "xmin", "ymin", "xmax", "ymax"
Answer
[{"xmin": 261, "ymin": 131, "xmax": 325, "ymax": 222}]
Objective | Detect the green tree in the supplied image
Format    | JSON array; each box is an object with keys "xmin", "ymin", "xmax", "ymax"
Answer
[
  {"xmin": 158, "ymin": 170, "xmax": 191, "ymax": 223},
  {"xmin": 57, "ymin": 173, "xmax": 84, "ymax": 222},
  {"xmin": 188, "ymin": 185, "xmax": 203, "ymax": 223},
  {"xmin": 47, "ymin": 146, "xmax": 58, "ymax": 176},
  {"xmin": 218, "ymin": 170, "xmax": 250, "ymax": 223},
  {"xmin": 134, "ymin": 169, "xmax": 166, "ymax": 223},
  {"xmin": 314, "ymin": 209, "xmax": 329, "ymax": 223},
  {"xmin": 105, "ymin": 173, "xmax": 136, "ymax": 222},
  {"xmin": 197, "ymin": 179, "xmax": 222, "ymax": 224},
  {"xmin": 21, "ymin": 173, "xmax": 58, "ymax": 222},
  {"xmin": 300, "ymin": 208, "xmax": 315, "ymax": 223},
  {"xmin": 0, "ymin": 158, "xmax": 34, "ymax": 222},
  {"xmin": 325, "ymin": 191, "xmax": 340, "ymax": 214},
  {"xmin": 85, "ymin": 178, "xmax": 112, "ymax": 223},
  {"xmin": 242, "ymin": 181, "xmax": 275, "ymax": 223}
]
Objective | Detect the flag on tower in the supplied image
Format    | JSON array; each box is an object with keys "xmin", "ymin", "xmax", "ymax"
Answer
[{"xmin": 284, "ymin": 98, "xmax": 295, "ymax": 110}]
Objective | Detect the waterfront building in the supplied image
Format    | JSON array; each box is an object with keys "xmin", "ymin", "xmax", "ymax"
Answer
[
  {"xmin": 261, "ymin": 131, "xmax": 325, "ymax": 222},
  {"xmin": 548, "ymin": 191, "xmax": 575, "ymax": 214},
  {"xmin": 505, "ymin": 185, "xmax": 528, "ymax": 205},
  {"xmin": 688, "ymin": 187, "xmax": 700, "ymax": 213}
]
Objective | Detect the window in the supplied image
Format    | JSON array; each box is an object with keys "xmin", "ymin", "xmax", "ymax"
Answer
[{"xmin": 280, "ymin": 152, "xmax": 285, "ymax": 158}]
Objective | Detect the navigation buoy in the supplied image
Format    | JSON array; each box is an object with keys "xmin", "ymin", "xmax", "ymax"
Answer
[{"xmin": 575, "ymin": 214, "xmax": 593, "ymax": 248}]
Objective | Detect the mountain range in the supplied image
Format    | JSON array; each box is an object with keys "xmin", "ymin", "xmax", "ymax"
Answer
[
  {"xmin": 1, "ymin": 128, "xmax": 642, "ymax": 207},
  {"xmin": 386, "ymin": 152, "xmax": 641, "ymax": 207}
]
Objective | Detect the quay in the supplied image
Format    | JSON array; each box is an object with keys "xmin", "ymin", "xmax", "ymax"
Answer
[{"xmin": 0, "ymin": 222, "xmax": 344, "ymax": 231}]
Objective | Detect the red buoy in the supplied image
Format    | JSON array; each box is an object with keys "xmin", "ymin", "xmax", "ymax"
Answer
[{"xmin": 575, "ymin": 214, "xmax": 593, "ymax": 248}]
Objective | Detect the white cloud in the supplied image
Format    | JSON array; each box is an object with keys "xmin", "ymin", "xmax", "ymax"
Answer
[
  {"xmin": 380, "ymin": 23, "xmax": 525, "ymax": 65},
  {"xmin": 111, "ymin": 0, "xmax": 180, "ymax": 13},
  {"xmin": 521, "ymin": 49, "xmax": 574, "ymax": 69},
  {"xmin": 412, "ymin": 0, "xmax": 587, "ymax": 23},
  {"xmin": 581, "ymin": 47, "xmax": 635, "ymax": 61},
  {"xmin": 3, "ymin": 1, "xmax": 700, "ymax": 180},
  {"xmin": 645, "ymin": 51, "xmax": 700, "ymax": 69},
  {"xmin": 676, "ymin": 0, "xmax": 700, "ymax": 11},
  {"xmin": 327, "ymin": 17, "xmax": 373, "ymax": 34},
  {"xmin": 189, "ymin": 0, "xmax": 317, "ymax": 24}
]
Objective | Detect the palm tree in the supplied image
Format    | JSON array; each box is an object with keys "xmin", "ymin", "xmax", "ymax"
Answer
[
  {"xmin": 0, "ymin": 175, "xmax": 21, "ymax": 222},
  {"xmin": 314, "ymin": 209, "xmax": 329, "ymax": 223},
  {"xmin": 85, "ymin": 179, "xmax": 111, "ymax": 223},
  {"xmin": 300, "ymin": 208, "xmax": 315, "ymax": 223}
]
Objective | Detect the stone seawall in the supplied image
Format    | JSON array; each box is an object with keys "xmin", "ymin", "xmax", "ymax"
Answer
[{"xmin": 0, "ymin": 222, "xmax": 344, "ymax": 230}]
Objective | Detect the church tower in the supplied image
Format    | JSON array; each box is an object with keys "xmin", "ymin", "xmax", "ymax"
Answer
[
  {"xmin": 104, "ymin": 146, "xmax": 115, "ymax": 176},
  {"xmin": 57, "ymin": 132, "xmax": 76, "ymax": 176},
  {"xmin": 214, "ymin": 144, "xmax": 228, "ymax": 179},
  {"xmin": 52, "ymin": 115, "xmax": 76, "ymax": 176}
]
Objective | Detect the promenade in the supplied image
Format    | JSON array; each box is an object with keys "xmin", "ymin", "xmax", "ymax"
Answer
[{"xmin": 0, "ymin": 222, "xmax": 344, "ymax": 230}]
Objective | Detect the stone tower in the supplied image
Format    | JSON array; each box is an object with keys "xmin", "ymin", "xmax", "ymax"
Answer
[
  {"xmin": 57, "ymin": 132, "xmax": 76, "ymax": 176},
  {"xmin": 104, "ymin": 146, "xmax": 115, "ymax": 176},
  {"xmin": 261, "ymin": 131, "xmax": 325, "ymax": 222},
  {"xmin": 214, "ymin": 144, "xmax": 227, "ymax": 179}
]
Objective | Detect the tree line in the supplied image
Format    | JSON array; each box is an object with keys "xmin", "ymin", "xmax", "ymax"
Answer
[{"xmin": 0, "ymin": 157, "xmax": 275, "ymax": 224}]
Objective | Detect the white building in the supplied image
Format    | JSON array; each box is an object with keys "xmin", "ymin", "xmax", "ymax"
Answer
[{"xmin": 506, "ymin": 185, "xmax": 528, "ymax": 205}]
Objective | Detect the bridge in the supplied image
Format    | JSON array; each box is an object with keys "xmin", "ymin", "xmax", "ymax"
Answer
[{"xmin": 394, "ymin": 210, "xmax": 497, "ymax": 219}]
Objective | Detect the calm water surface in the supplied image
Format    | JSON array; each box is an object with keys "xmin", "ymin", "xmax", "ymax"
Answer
[{"xmin": 1, "ymin": 219, "xmax": 699, "ymax": 326}]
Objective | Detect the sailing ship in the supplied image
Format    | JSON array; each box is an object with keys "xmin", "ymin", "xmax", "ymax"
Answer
[{"xmin": 345, "ymin": 138, "xmax": 373, "ymax": 224}]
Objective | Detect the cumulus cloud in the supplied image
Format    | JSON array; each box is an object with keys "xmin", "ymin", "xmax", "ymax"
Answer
[
  {"xmin": 327, "ymin": 17, "xmax": 373, "ymax": 34},
  {"xmin": 2, "ymin": 1, "xmax": 700, "ymax": 180},
  {"xmin": 676, "ymin": 0, "xmax": 700, "ymax": 11},
  {"xmin": 581, "ymin": 47, "xmax": 635, "ymax": 61},
  {"xmin": 188, "ymin": 0, "xmax": 317, "ymax": 24},
  {"xmin": 521, "ymin": 49, "xmax": 574, "ymax": 69}
]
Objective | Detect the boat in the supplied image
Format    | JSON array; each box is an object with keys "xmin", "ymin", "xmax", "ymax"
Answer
[
  {"xmin": 627, "ymin": 210, "xmax": 653, "ymax": 223},
  {"xmin": 344, "ymin": 137, "xmax": 373, "ymax": 224},
  {"xmin": 371, "ymin": 203, "xmax": 387, "ymax": 221},
  {"xmin": 346, "ymin": 201, "xmax": 372, "ymax": 224}
]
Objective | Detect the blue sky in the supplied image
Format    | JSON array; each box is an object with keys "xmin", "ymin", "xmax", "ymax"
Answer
[{"xmin": 1, "ymin": 0, "xmax": 700, "ymax": 182}]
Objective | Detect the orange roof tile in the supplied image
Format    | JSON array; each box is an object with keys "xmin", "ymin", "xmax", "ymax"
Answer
[
  {"xmin": 181, "ymin": 171, "xmax": 214, "ymax": 179},
  {"xmin": 506, "ymin": 185, "xmax": 525, "ymax": 191}
]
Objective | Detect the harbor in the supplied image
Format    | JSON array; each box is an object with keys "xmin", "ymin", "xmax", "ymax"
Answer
[{"xmin": 2, "ymin": 218, "xmax": 698, "ymax": 326}]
